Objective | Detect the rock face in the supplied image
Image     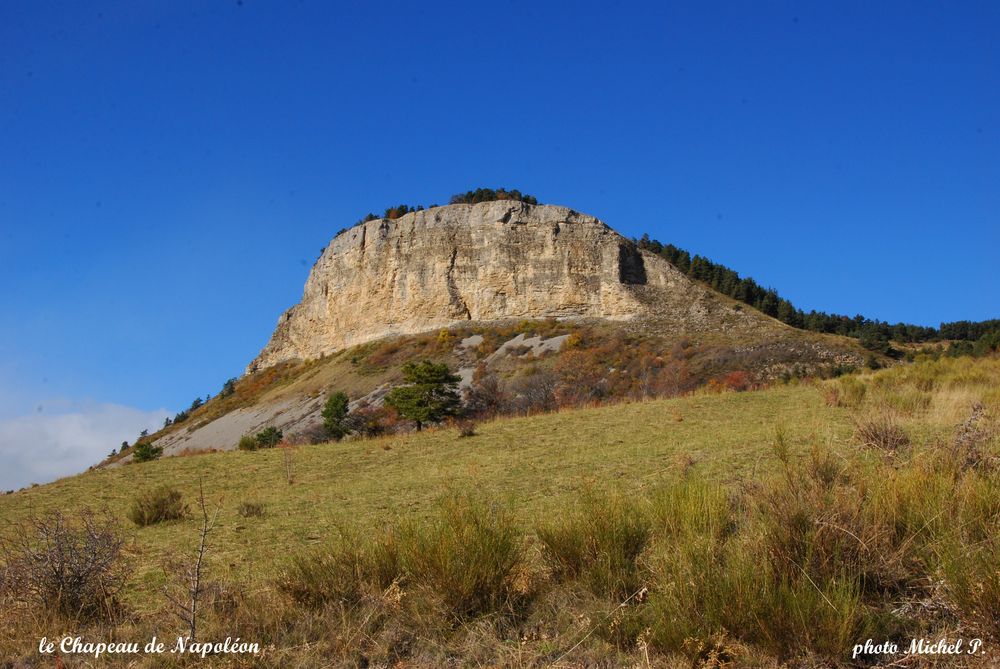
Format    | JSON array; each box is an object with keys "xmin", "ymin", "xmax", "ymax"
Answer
[{"xmin": 249, "ymin": 201, "xmax": 773, "ymax": 370}]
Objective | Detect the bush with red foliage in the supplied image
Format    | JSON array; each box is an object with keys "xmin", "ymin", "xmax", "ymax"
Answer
[{"xmin": 719, "ymin": 370, "xmax": 753, "ymax": 392}]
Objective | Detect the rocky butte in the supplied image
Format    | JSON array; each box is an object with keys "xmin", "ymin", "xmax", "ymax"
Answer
[
  {"xmin": 118, "ymin": 198, "xmax": 862, "ymax": 459},
  {"xmin": 249, "ymin": 200, "xmax": 784, "ymax": 371}
]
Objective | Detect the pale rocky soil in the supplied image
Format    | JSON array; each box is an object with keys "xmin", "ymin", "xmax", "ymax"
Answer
[{"xmin": 123, "ymin": 332, "xmax": 576, "ymax": 459}]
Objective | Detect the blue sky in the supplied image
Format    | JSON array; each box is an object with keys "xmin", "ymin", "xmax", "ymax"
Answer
[{"xmin": 1, "ymin": 1, "xmax": 997, "ymax": 488}]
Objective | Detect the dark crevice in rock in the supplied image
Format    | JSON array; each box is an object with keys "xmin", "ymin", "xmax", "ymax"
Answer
[{"xmin": 618, "ymin": 243, "xmax": 647, "ymax": 285}]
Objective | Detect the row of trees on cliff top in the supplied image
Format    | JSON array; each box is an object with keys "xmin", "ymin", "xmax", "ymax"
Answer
[
  {"xmin": 341, "ymin": 188, "xmax": 540, "ymax": 233},
  {"xmin": 449, "ymin": 188, "xmax": 538, "ymax": 205},
  {"xmin": 636, "ymin": 233, "xmax": 1000, "ymax": 354}
]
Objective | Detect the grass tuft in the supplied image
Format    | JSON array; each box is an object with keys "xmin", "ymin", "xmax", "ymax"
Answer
[
  {"xmin": 278, "ymin": 526, "xmax": 399, "ymax": 608},
  {"xmin": 237, "ymin": 500, "xmax": 266, "ymax": 518},
  {"xmin": 537, "ymin": 489, "xmax": 651, "ymax": 599},
  {"xmin": 400, "ymin": 495, "xmax": 527, "ymax": 621},
  {"xmin": 127, "ymin": 486, "xmax": 187, "ymax": 526},
  {"xmin": 853, "ymin": 412, "xmax": 911, "ymax": 453}
]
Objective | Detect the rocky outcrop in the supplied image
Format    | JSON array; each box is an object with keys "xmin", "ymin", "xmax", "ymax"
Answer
[{"xmin": 249, "ymin": 201, "xmax": 778, "ymax": 371}]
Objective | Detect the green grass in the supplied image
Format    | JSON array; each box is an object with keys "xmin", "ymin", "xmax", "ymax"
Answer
[{"xmin": 0, "ymin": 385, "xmax": 846, "ymax": 612}]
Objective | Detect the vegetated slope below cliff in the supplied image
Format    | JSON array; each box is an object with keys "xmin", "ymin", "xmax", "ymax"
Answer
[
  {"xmin": 20, "ymin": 355, "xmax": 994, "ymax": 582},
  {"xmin": 123, "ymin": 316, "xmax": 864, "ymax": 461}
]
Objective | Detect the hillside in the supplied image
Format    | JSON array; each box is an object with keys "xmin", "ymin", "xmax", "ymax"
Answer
[
  {"xmin": 123, "ymin": 201, "xmax": 868, "ymax": 459},
  {"xmin": 5, "ymin": 386, "xmax": 848, "ymax": 576},
  {"xmin": 2, "ymin": 356, "xmax": 998, "ymax": 667}
]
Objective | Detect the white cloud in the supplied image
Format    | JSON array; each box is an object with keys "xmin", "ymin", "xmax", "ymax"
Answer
[{"xmin": 0, "ymin": 403, "xmax": 170, "ymax": 491}]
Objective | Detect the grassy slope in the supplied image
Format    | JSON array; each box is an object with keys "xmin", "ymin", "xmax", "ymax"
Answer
[{"xmin": 1, "ymin": 384, "xmax": 848, "ymax": 612}]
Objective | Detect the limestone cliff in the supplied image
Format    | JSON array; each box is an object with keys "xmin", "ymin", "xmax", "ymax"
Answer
[{"xmin": 249, "ymin": 201, "xmax": 779, "ymax": 371}]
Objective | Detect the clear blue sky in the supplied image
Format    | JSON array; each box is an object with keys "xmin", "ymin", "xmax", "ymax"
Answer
[{"xmin": 0, "ymin": 1, "xmax": 997, "ymax": 487}]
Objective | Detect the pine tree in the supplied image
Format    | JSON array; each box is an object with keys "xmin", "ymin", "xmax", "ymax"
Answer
[
  {"xmin": 759, "ymin": 290, "xmax": 779, "ymax": 317},
  {"xmin": 133, "ymin": 441, "xmax": 163, "ymax": 463},
  {"xmin": 322, "ymin": 391, "xmax": 350, "ymax": 441},
  {"xmin": 385, "ymin": 360, "xmax": 461, "ymax": 431}
]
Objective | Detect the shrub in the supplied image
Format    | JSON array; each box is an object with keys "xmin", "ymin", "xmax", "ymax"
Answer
[
  {"xmin": 463, "ymin": 367, "xmax": 508, "ymax": 418},
  {"xmin": 280, "ymin": 551, "xmax": 363, "ymax": 608},
  {"xmin": 290, "ymin": 423, "xmax": 330, "ymax": 445},
  {"xmin": 507, "ymin": 370, "xmax": 558, "ymax": 414},
  {"xmin": 853, "ymin": 413, "xmax": 910, "ymax": 453},
  {"xmin": 278, "ymin": 527, "xmax": 400, "ymax": 608},
  {"xmin": 646, "ymin": 456, "xmax": 899, "ymax": 659},
  {"xmin": 554, "ymin": 352, "xmax": 609, "ymax": 407},
  {"xmin": 237, "ymin": 501, "xmax": 266, "ymax": 518},
  {"xmin": 128, "ymin": 486, "xmax": 187, "ymax": 526},
  {"xmin": 719, "ymin": 370, "xmax": 752, "ymax": 392},
  {"xmin": 343, "ymin": 402, "xmax": 390, "ymax": 438},
  {"xmin": 937, "ymin": 472, "xmax": 1000, "ymax": 635},
  {"xmin": 256, "ymin": 426, "xmax": 283, "ymax": 448},
  {"xmin": 649, "ymin": 477, "xmax": 733, "ymax": 541},
  {"xmin": 760, "ymin": 443, "xmax": 933, "ymax": 603},
  {"xmin": 951, "ymin": 402, "xmax": 995, "ymax": 469},
  {"xmin": 0, "ymin": 510, "xmax": 127, "ymax": 620},
  {"xmin": 132, "ymin": 440, "xmax": 163, "ymax": 462},
  {"xmin": 455, "ymin": 418, "xmax": 477, "ymax": 437},
  {"xmin": 401, "ymin": 496, "xmax": 526, "ymax": 620},
  {"xmin": 238, "ymin": 426, "xmax": 284, "ymax": 451},
  {"xmin": 537, "ymin": 489, "xmax": 651, "ymax": 599},
  {"xmin": 939, "ymin": 534, "xmax": 1000, "ymax": 636},
  {"xmin": 874, "ymin": 385, "xmax": 932, "ymax": 415},
  {"xmin": 643, "ymin": 480, "xmax": 758, "ymax": 653},
  {"xmin": 830, "ymin": 376, "xmax": 867, "ymax": 408}
]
